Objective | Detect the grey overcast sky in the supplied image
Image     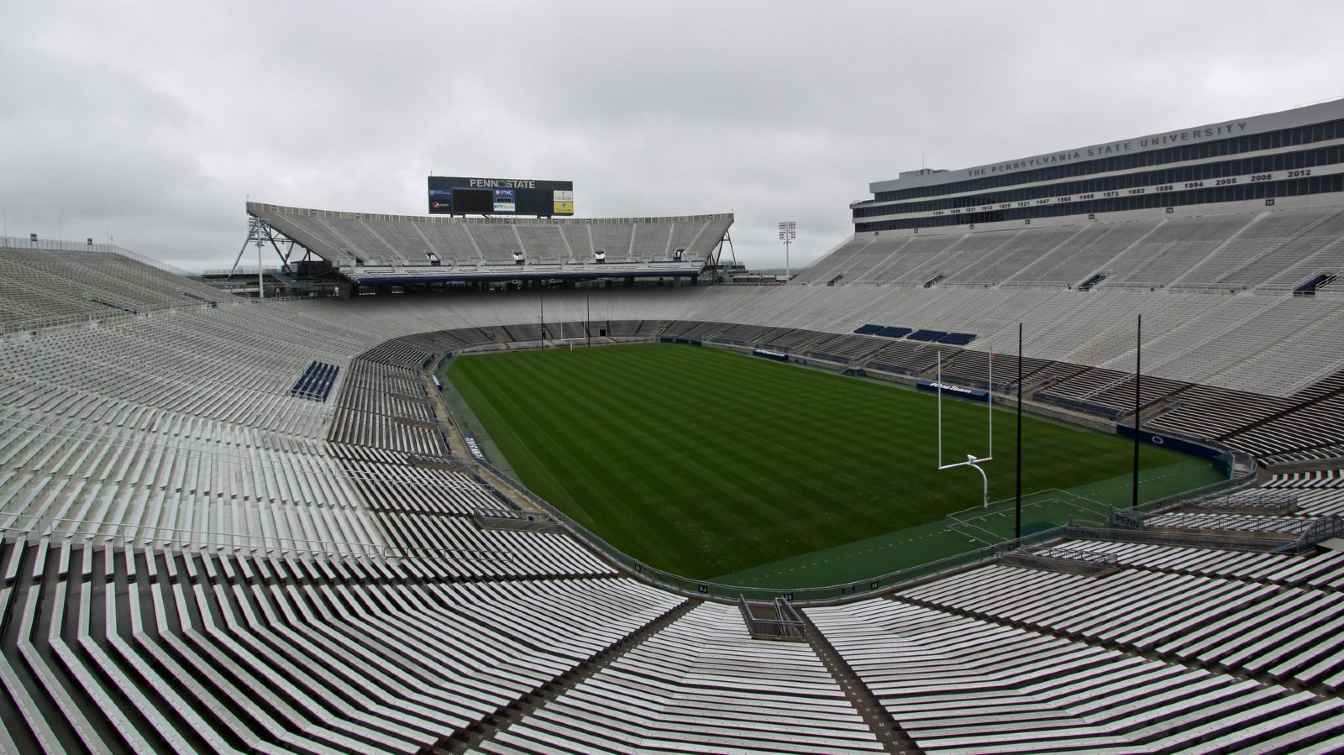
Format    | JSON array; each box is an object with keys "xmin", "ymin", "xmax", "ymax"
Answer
[{"xmin": 3, "ymin": 1, "xmax": 1342, "ymax": 270}]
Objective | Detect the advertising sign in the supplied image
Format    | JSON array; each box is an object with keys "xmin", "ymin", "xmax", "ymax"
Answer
[
  {"xmin": 427, "ymin": 176, "xmax": 574, "ymax": 216},
  {"xmin": 553, "ymin": 189, "xmax": 574, "ymax": 215}
]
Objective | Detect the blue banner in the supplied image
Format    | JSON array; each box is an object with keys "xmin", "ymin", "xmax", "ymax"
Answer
[
  {"xmin": 1116, "ymin": 425, "xmax": 1226, "ymax": 464},
  {"xmin": 752, "ymin": 348, "xmax": 789, "ymax": 362},
  {"xmin": 916, "ymin": 379, "xmax": 990, "ymax": 403}
]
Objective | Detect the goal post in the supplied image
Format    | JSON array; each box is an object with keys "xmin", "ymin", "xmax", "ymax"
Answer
[{"xmin": 936, "ymin": 347, "xmax": 994, "ymax": 507}]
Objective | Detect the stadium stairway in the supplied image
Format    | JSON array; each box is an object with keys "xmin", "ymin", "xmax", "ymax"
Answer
[
  {"xmin": 453, "ymin": 597, "xmax": 699, "ymax": 753},
  {"xmin": 800, "ymin": 605, "xmax": 921, "ymax": 753},
  {"xmin": 481, "ymin": 600, "xmax": 887, "ymax": 753}
]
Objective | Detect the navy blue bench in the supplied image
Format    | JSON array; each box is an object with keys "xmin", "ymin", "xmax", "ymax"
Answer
[
  {"xmin": 938, "ymin": 332, "xmax": 976, "ymax": 346},
  {"xmin": 290, "ymin": 361, "xmax": 340, "ymax": 402},
  {"xmin": 907, "ymin": 329, "xmax": 946, "ymax": 342}
]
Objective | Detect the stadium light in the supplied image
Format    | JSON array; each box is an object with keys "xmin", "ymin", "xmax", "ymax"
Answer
[
  {"xmin": 777, "ymin": 221, "xmax": 796, "ymax": 282},
  {"xmin": 1132, "ymin": 314, "xmax": 1142, "ymax": 509},
  {"xmin": 1015, "ymin": 322, "xmax": 1023, "ymax": 540}
]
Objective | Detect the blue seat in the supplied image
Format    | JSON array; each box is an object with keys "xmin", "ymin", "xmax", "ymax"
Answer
[
  {"xmin": 938, "ymin": 332, "xmax": 976, "ymax": 346},
  {"xmin": 908, "ymin": 329, "xmax": 946, "ymax": 342},
  {"xmin": 290, "ymin": 361, "xmax": 340, "ymax": 401}
]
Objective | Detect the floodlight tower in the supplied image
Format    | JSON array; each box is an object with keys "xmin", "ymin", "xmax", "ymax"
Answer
[{"xmin": 777, "ymin": 221, "xmax": 796, "ymax": 282}]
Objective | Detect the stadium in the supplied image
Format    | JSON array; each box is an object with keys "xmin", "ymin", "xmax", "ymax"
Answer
[{"xmin": 6, "ymin": 80, "xmax": 1344, "ymax": 754}]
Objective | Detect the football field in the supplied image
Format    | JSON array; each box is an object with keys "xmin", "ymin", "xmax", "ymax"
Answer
[{"xmin": 444, "ymin": 343, "xmax": 1220, "ymax": 583}]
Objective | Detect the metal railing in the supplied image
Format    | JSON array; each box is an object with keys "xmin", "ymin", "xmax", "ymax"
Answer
[
  {"xmin": 738, "ymin": 595, "xmax": 807, "ymax": 641},
  {"xmin": 2, "ymin": 235, "xmax": 131, "ymax": 255},
  {"xmin": 0, "ymin": 303, "xmax": 225, "ymax": 337},
  {"xmin": 0, "ymin": 235, "xmax": 193, "ymax": 276},
  {"xmin": 1291, "ymin": 515, "xmax": 1344, "ymax": 552},
  {"xmin": 1188, "ymin": 489, "xmax": 1300, "ymax": 515},
  {"xmin": 1000, "ymin": 547, "xmax": 1121, "ymax": 576}
]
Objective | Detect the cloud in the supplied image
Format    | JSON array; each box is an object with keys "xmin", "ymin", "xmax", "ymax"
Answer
[{"xmin": 2, "ymin": 0, "xmax": 1342, "ymax": 270}]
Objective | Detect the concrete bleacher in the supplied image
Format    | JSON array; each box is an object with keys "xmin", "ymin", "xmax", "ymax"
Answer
[
  {"xmin": 1107, "ymin": 213, "xmax": 1253, "ymax": 289},
  {"xmin": 862, "ymin": 233, "xmax": 966, "ymax": 284},
  {"xmin": 806, "ymin": 598, "xmax": 1344, "ymax": 752},
  {"xmin": 1008, "ymin": 219, "xmax": 1162, "ymax": 287},
  {"xmin": 470, "ymin": 223, "xmax": 522, "ymax": 264},
  {"xmin": 947, "ymin": 225, "xmax": 1083, "ymax": 286},
  {"xmin": 791, "ymin": 234, "xmax": 880, "ymax": 284},
  {"xmin": 4, "ymin": 241, "xmax": 1344, "ymax": 749},
  {"xmin": 818, "ymin": 202, "xmax": 1344, "ymax": 294},
  {"xmin": 1174, "ymin": 207, "xmax": 1344, "ymax": 289},
  {"xmin": 248, "ymin": 202, "xmax": 732, "ymax": 282},
  {"xmin": 0, "ymin": 240, "xmax": 231, "ymax": 333},
  {"xmin": 495, "ymin": 601, "xmax": 881, "ymax": 752},
  {"xmin": 293, "ymin": 291, "xmax": 1344, "ymax": 462}
]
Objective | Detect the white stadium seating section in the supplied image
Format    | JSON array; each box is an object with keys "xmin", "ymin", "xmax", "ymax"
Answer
[
  {"xmin": 4, "ymin": 199, "xmax": 1344, "ymax": 751},
  {"xmin": 246, "ymin": 202, "xmax": 734, "ymax": 283}
]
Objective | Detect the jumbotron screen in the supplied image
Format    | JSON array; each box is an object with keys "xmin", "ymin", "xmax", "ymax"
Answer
[{"xmin": 428, "ymin": 176, "xmax": 574, "ymax": 216}]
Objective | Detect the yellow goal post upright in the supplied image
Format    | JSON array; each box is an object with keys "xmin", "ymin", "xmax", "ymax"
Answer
[{"xmin": 936, "ymin": 344, "xmax": 993, "ymax": 508}]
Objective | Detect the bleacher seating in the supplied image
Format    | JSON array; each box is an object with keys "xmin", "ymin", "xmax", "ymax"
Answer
[
  {"xmin": 807, "ymin": 598, "xmax": 1344, "ymax": 751},
  {"xmin": 0, "ymin": 239, "xmax": 232, "ymax": 333},
  {"xmin": 248, "ymin": 202, "xmax": 733, "ymax": 282},
  {"xmin": 937, "ymin": 332, "xmax": 976, "ymax": 346},
  {"xmin": 496, "ymin": 601, "xmax": 882, "ymax": 751},
  {"xmin": 907, "ymin": 329, "xmax": 946, "ymax": 342},
  {"xmin": 289, "ymin": 360, "xmax": 340, "ymax": 401},
  {"xmin": 4, "ymin": 240, "xmax": 1344, "ymax": 750}
]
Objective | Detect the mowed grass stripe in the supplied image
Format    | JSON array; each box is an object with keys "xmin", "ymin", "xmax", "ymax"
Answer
[
  {"xmin": 544, "ymin": 349, "xmax": 893, "ymax": 548},
  {"xmin": 447, "ymin": 344, "xmax": 1198, "ymax": 579},
  {"xmin": 461, "ymin": 350, "xmax": 768, "ymax": 562},
  {"xmin": 456, "ymin": 348, "xmax": 861, "ymax": 569},
  {"xmin": 500, "ymin": 354, "xmax": 743, "ymax": 558},
  {"xmin": 494, "ymin": 349, "xmax": 858, "ymax": 565}
]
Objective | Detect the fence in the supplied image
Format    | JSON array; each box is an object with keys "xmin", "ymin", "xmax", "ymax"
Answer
[
  {"xmin": 1188, "ymin": 489, "xmax": 1300, "ymax": 515},
  {"xmin": 0, "ymin": 302, "xmax": 232, "ymax": 338},
  {"xmin": 0, "ymin": 235, "xmax": 192, "ymax": 276},
  {"xmin": 738, "ymin": 596, "xmax": 807, "ymax": 641}
]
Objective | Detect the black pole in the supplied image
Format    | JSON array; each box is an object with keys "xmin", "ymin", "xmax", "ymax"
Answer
[
  {"xmin": 1015, "ymin": 322, "xmax": 1023, "ymax": 541},
  {"xmin": 1132, "ymin": 314, "xmax": 1142, "ymax": 509},
  {"xmin": 586, "ymin": 294, "xmax": 591, "ymax": 347}
]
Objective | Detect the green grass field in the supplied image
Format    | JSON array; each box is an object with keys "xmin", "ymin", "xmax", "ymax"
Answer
[{"xmin": 444, "ymin": 343, "xmax": 1219, "ymax": 582}]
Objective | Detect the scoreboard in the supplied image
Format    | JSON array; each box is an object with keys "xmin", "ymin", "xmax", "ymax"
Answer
[{"xmin": 428, "ymin": 176, "xmax": 574, "ymax": 216}]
